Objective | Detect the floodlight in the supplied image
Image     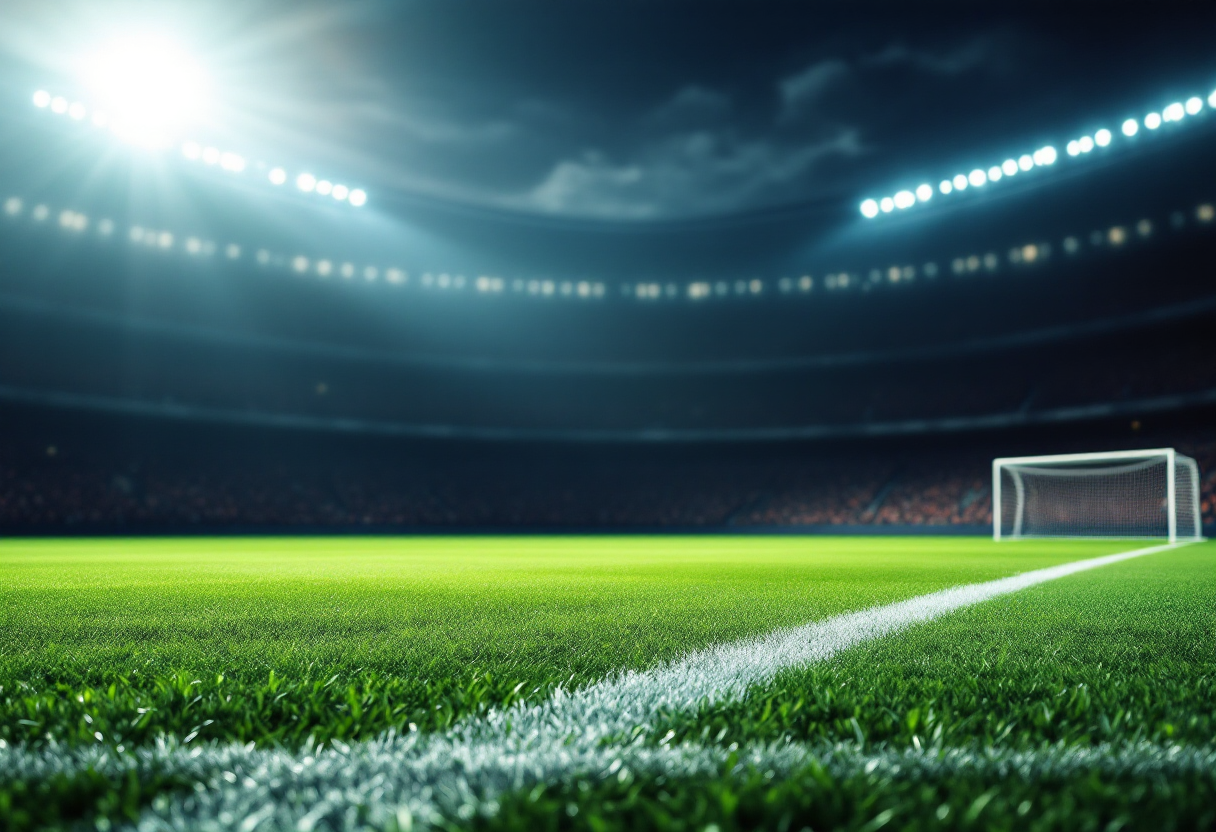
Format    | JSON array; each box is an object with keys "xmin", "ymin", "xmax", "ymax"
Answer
[
  {"xmin": 859, "ymin": 198, "xmax": 879, "ymax": 218},
  {"xmin": 952, "ymin": 174, "xmax": 968, "ymax": 190},
  {"xmin": 348, "ymin": 189, "xmax": 367, "ymax": 207},
  {"xmin": 332, "ymin": 184, "xmax": 349, "ymax": 200},
  {"xmin": 33, "ymin": 90, "xmax": 51, "ymax": 108},
  {"xmin": 219, "ymin": 152, "xmax": 245, "ymax": 172},
  {"xmin": 1122, "ymin": 118, "xmax": 1139, "ymax": 137},
  {"xmin": 1078, "ymin": 136, "xmax": 1094, "ymax": 153},
  {"xmin": 1210, "ymin": 90, "xmax": 1216, "ymax": 108},
  {"xmin": 1094, "ymin": 128, "xmax": 1111, "ymax": 147},
  {"xmin": 1186, "ymin": 96, "xmax": 1203, "ymax": 115},
  {"xmin": 1035, "ymin": 146, "xmax": 1057, "ymax": 165},
  {"xmin": 1163, "ymin": 102, "xmax": 1184, "ymax": 121},
  {"xmin": 51, "ymin": 96, "xmax": 68, "ymax": 114},
  {"xmin": 1002, "ymin": 159, "xmax": 1018, "ymax": 176},
  {"xmin": 79, "ymin": 33, "xmax": 211, "ymax": 147},
  {"xmin": 1066, "ymin": 140, "xmax": 1080, "ymax": 157},
  {"xmin": 879, "ymin": 196, "xmax": 894, "ymax": 212},
  {"xmin": 297, "ymin": 173, "xmax": 317, "ymax": 192},
  {"xmin": 315, "ymin": 180, "xmax": 333, "ymax": 196},
  {"xmin": 182, "ymin": 141, "xmax": 202, "ymax": 160},
  {"xmin": 968, "ymin": 169, "xmax": 986, "ymax": 186},
  {"xmin": 915, "ymin": 183, "xmax": 932, "ymax": 201},
  {"xmin": 1017, "ymin": 154, "xmax": 1034, "ymax": 171},
  {"xmin": 893, "ymin": 190, "xmax": 915, "ymax": 209},
  {"xmin": 1144, "ymin": 112, "xmax": 1161, "ymax": 129},
  {"xmin": 987, "ymin": 166, "xmax": 1002, "ymax": 182},
  {"xmin": 939, "ymin": 179, "xmax": 953, "ymax": 194},
  {"xmin": 268, "ymin": 168, "xmax": 287, "ymax": 185}
]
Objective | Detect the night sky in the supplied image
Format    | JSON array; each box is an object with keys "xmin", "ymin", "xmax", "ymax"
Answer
[{"xmin": 2, "ymin": 1, "xmax": 1214, "ymax": 226}]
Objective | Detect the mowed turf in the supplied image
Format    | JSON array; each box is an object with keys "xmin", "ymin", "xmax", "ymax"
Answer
[
  {"xmin": 1, "ymin": 537, "xmax": 1212, "ymax": 832},
  {"xmin": 0, "ymin": 536, "xmax": 1130, "ymax": 748}
]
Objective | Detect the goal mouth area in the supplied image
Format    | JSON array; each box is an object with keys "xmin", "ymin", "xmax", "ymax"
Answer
[{"xmin": 992, "ymin": 448, "xmax": 1202, "ymax": 544}]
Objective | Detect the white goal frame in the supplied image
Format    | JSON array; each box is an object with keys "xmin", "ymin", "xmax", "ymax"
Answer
[{"xmin": 992, "ymin": 448, "xmax": 1203, "ymax": 543}]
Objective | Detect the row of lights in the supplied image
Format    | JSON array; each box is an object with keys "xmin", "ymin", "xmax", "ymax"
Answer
[
  {"xmin": 31, "ymin": 89, "xmax": 367, "ymax": 208},
  {"xmin": 5, "ymin": 194, "xmax": 1213, "ymax": 304},
  {"xmin": 861, "ymin": 87, "xmax": 1216, "ymax": 219}
]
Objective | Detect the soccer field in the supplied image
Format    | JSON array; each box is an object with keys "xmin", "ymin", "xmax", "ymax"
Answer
[{"xmin": 1, "ymin": 536, "xmax": 1213, "ymax": 830}]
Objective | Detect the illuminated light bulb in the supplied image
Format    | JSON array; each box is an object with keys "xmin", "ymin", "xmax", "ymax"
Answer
[
  {"xmin": 68, "ymin": 102, "xmax": 86, "ymax": 120},
  {"xmin": 953, "ymin": 174, "xmax": 968, "ymax": 190},
  {"xmin": 939, "ymin": 179, "xmax": 953, "ymax": 195},
  {"xmin": 915, "ymin": 183, "xmax": 933, "ymax": 202},
  {"xmin": 968, "ymin": 169, "xmax": 986, "ymax": 187},
  {"xmin": 1094, "ymin": 128, "xmax": 1111, "ymax": 147},
  {"xmin": 1185, "ymin": 96, "xmax": 1203, "ymax": 115},
  {"xmin": 1121, "ymin": 118, "xmax": 1139, "ymax": 137},
  {"xmin": 348, "ymin": 189, "xmax": 367, "ymax": 207},
  {"xmin": 331, "ymin": 184, "xmax": 349, "ymax": 201},
  {"xmin": 893, "ymin": 190, "xmax": 916, "ymax": 209},
  {"xmin": 859, "ymin": 199, "xmax": 879, "ymax": 218},
  {"xmin": 268, "ymin": 168, "xmax": 287, "ymax": 185},
  {"xmin": 315, "ymin": 180, "xmax": 333, "ymax": 196},
  {"xmin": 181, "ymin": 141, "xmax": 202, "ymax": 160},
  {"xmin": 1162, "ymin": 102, "xmax": 1184, "ymax": 122},
  {"xmin": 296, "ymin": 173, "xmax": 317, "ymax": 192},
  {"xmin": 879, "ymin": 196, "xmax": 895, "ymax": 213},
  {"xmin": 33, "ymin": 90, "xmax": 51, "ymax": 108},
  {"xmin": 1078, "ymin": 136, "xmax": 1094, "ymax": 153},
  {"xmin": 1144, "ymin": 112, "xmax": 1161, "ymax": 129},
  {"xmin": 1002, "ymin": 159, "xmax": 1018, "ymax": 176},
  {"xmin": 987, "ymin": 166, "xmax": 1002, "ymax": 182}
]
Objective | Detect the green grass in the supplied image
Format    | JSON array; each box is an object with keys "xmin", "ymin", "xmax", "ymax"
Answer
[
  {"xmin": 0, "ymin": 536, "xmax": 1114, "ymax": 749},
  {"xmin": 0, "ymin": 536, "xmax": 1211, "ymax": 831}
]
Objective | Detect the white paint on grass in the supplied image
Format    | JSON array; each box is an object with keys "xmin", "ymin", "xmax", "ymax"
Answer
[{"xmin": 1, "ymin": 542, "xmax": 1185, "ymax": 829}]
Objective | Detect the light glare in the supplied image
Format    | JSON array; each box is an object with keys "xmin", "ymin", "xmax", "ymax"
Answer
[
  {"xmin": 915, "ymin": 183, "xmax": 932, "ymax": 202},
  {"xmin": 859, "ymin": 198, "xmax": 879, "ymax": 218},
  {"xmin": 348, "ymin": 189, "xmax": 367, "ymax": 207},
  {"xmin": 1094, "ymin": 128, "xmax": 1111, "ymax": 147},
  {"xmin": 268, "ymin": 168, "xmax": 287, "ymax": 185},
  {"xmin": 952, "ymin": 174, "xmax": 968, "ymax": 190},
  {"xmin": 1185, "ymin": 96, "xmax": 1203, "ymax": 115},
  {"xmin": 939, "ymin": 179, "xmax": 953, "ymax": 194},
  {"xmin": 33, "ymin": 90, "xmax": 50, "ymax": 108},
  {"xmin": 1162, "ymin": 102, "xmax": 1184, "ymax": 122},
  {"xmin": 968, "ymin": 169, "xmax": 986, "ymax": 187},
  {"xmin": 1145, "ymin": 112, "xmax": 1161, "ymax": 129},
  {"xmin": 297, "ymin": 173, "xmax": 317, "ymax": 192},
  {"xmin": 1121, "ymin": 118, "xmax": 1138, "ymax": 137},
  {"xmin": 315, "ymin": 180, "xmax": 333, "ymax": 196},
  {"xmin": 893, "ymin": 190, "xmax": 915, "ymax": 209},
  {"xmin": 1001, "ymin": 159, "xmax": 1018, "ymax": 176}
]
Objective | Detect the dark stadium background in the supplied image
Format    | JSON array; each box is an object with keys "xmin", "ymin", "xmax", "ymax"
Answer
[{"xmin": 0, "ymin": 1, "xmax": 1213, "ymax": 534}]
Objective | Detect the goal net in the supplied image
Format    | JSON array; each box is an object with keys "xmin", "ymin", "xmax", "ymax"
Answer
[{"xmin": 993, "ymin": 448, "xmax": 1202, "ymax": 542}]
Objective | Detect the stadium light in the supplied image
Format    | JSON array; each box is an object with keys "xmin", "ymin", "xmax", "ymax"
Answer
[
  {"xmin": 1094, "ymin": 128, "xmax": 1111, "ymax": 147},
  {"xmin": 1162, "ymin": 102, "xmax": 1185, "ymax": 122},
  {"xmin": 938, "ymin": 179, "xmax": 953, "ymax": 195},
  {"xmin": 1078, "ymin": 136, "xmax": 1094, "ymax": 153},
  {"xmin": 315, "ymin": 179, "xmax": 333, "ymax": 196},
  {"xmin": 915, "ymin": 183, "xmax": 933, "ymax": 202},
  {"xmin": 33, "ymin": 90, "xmax": 51, "ymax": 108},
  {"xmin": 1001, "ymin": 159, "xmax": 1018, "ymax": 176},
  {"xmin": 297, "ymin": 173, "xmax": 317, "ymax": 192},
  {"xmin": 1145, "ymin": 112, "xmax": 1161, "ymax": 129},
  {"xmin": 952, "ymin": 174, "xmax": 968, "ymax": 190},
  {"xmin": 332, "ymin": 184, "xmax": 349, "ymax": 201},
  {"xmin": 1210, "ymin": 90, "xmax": 1216, "ymax": 108},
  {"xmin": 268, "ymin": 168, "xmax": 287, "ymax": 185},
  {"xmin": 968, "ymin": 169, "xmax": 986, "ymax": 187},
  {"xmin": 1121, "ymin": 118, "xmax": 1139, "ymax": 137},
  {"xmin": 348, "ymin": 189, "xmax": 367, "ymax": 207},
  {"xmin": 79, "ymin": 34, "xmax": 212, "ymax": 149},
  {"xmin": 893, "ymin": 189, "xmax": 915, "ymax": 209},
  {"xmin": 879, "ymin": 196, "xmax": 894, "ymax": 213},
  {"xmin": 859, "ymin": 198, "xmax": 879, "ymax": 218},
  {"xmin": 986, "ymin": 165, "xmax": 1002, "ymax": 182},
  {"xmin": 1185, "ymin": 96, "xmax": 1203, "ymax": 115}
]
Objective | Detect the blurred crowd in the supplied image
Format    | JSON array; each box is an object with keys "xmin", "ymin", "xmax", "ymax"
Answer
[{"xmin": 2, "ymin": 429, "xmax": 1210, "ymax": 531}]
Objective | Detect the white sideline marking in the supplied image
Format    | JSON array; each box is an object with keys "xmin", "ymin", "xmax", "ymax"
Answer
[{"xmin": 4, "ymin": 542, "xmax": 1186, "ymax": 829}]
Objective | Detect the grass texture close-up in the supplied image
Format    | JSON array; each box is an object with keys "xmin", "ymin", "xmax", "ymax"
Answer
[{"xmin": 0, "ymin": 536, "xmax": 1212, "ymax": 831}]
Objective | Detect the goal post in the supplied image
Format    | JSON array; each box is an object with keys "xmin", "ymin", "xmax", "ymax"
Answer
[{"xmin": 992, "ymin": 448, "xmax": 1203, "ymax": 543}]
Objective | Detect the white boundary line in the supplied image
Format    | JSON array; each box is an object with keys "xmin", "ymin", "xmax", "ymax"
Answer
[{"xmin": 1, "ymin": 541, "xmax": 1189, "ymax": 829}]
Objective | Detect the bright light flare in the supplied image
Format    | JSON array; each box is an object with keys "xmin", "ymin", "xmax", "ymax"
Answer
[{"xmin": 79, "ymin": 33, "xmax": 212, "ymax": 148}]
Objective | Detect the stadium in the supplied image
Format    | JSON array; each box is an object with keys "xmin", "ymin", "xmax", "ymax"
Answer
[{"xmin": 1, "ymin": 2, "xmax": 1214, "ymax": 830}]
